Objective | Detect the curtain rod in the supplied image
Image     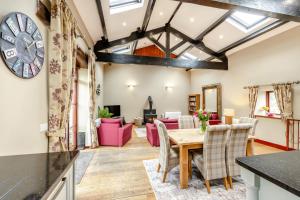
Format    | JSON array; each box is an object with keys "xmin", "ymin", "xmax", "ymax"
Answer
[{"xmin": 243, "ymin": 81, "xmax": 300, "ymax": 89}]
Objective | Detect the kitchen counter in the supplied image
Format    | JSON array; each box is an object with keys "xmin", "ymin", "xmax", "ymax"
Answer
[
  {"xmin": 0, "ymin": 151, "xmax": 79, "ymax": 200},
  {"xmin": 237, "ymin": 151, "xmax": 300, "ymax": 200}
]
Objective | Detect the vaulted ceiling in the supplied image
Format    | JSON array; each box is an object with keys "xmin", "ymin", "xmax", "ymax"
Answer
[{"xmin": 73, "ymin": 0, "xmax": 299, "ymax": 62}]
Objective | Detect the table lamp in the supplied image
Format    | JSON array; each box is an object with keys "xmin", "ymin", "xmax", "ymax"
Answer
[{"xmin": 224, "ymin": 108, "xmax": 235, "ymax": 125}]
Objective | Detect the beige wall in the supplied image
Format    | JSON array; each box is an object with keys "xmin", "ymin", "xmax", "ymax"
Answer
[
  {"xmin": 0, "ymin": 0, "xmax": 48, "ymax": 156},
  {"xmin": 191, "ymin": 26, "xmax": 300, "ymax": 146},
  {"xmin": 104, "ymin": 64, "xmax": 190, "ymax": 122}
]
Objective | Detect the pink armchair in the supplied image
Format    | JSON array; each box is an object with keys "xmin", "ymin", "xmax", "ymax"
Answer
[
  {"xmin": 146, "ymin": 118, "xmax": 178, "ymax": 147},
  {"xmin": 97, "ymin": 118, "xmax": 133, "ymax": 147}
]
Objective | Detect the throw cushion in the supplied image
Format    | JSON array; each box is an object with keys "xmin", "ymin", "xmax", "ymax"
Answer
[{"xmin": 210, "ymin": 113, "xmax": 219, "ymax": 120}]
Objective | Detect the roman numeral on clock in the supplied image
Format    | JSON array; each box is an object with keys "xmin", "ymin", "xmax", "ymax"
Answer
[
  {"xmin": 26, "ymin": 18, "xmax": 34, "ymax": 34},
  {"xmin": 17, "ymin": 13, "xmax": 25, "ymax": 32},
  {"xmin": 23, "ymin": 63, "xmax": 29, "ymax": 78},
  {"xmin": 36, "ymin": 41, "xmax": 43, "ymax": 48},
  {"xmin": 6, "ymin": 17, "xmax": 19, "ymax": 37},
  {"xmin": 34, "ymin": 58, "xmax": 42, "ymax": 69},
  {"xmin": 30, "ymin": 63, "xmax": 37, "ymax": 76},
  {"xmin": 13, "ymin": 58, "xmax": 23, "ymax": 72},
  {"xmin": 1, "ymin": 32, "xmax": 15, "ymax": 44}
]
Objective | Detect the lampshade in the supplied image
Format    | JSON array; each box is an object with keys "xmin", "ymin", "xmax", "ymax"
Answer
[{"xmin": 224, "ymin": 108, "xmax": 235, "ymax": 116}]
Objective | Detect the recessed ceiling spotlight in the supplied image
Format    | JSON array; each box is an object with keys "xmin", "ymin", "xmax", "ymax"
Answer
[
  {"xmin": 219, "ymin": 34, "xmax": 224, "ymax": 39},
  {"xmin": 122, "ymin": 22, "xmax": 127, "ymax": 26},
  {"xmin": 175, "ymin": 37, "xmax": 178, "ymax": 41},
  {"xmin": 189, "ymin": 17, "xmax": 195, "ymax": 23},
  {"xmin": 159, "ymin": 11, "xmax": 164, "ymax": 16}
]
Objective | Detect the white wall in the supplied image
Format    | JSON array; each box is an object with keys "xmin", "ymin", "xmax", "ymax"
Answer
[
  {"xmin": 191, "ymin": 26, "xmax": 300, "ymax": 146},
  {"xmin": 0, "ymin": 0, "xmax": 49, "ymax": 156},
  {"xmin": 103, "ymin": 64, "xmax": 190, "ymax": 122}
]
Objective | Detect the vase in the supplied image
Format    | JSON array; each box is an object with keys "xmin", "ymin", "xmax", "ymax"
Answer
[{"xmin": 201, "ymin": 121, "xmax": 207, "ymax": 132}]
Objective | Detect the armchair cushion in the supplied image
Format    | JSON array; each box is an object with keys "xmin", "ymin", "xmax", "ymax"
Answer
[
  {"xmin": 101, "ymin": 118, "xmax": 122, "ymax": 126},
  {"xmin": 160, "ymin": 118, "xmax": 178, "ymax": 123}
]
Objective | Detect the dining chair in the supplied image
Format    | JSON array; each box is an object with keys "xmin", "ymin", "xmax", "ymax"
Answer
[
  {"xmin": 179, "ymin": 115, "xmax": 195, "ymax": 129},
  {"xmin": 154, "ymin": 120, "xmax": 179, "ymax": 183},
  {"xmin": 239, "ymin": 117, "xmax": 258, "ymax": 136},
  {"xmin": 192, "ymin": 125, "xmax": 231, "ymax": 193},
  {"xmin": 239, "ymin": 117, "xmax": 258, "ymax": 156},
  {"xmin": 226, "ymin": 124, "xmax": 252, "ymax": 189}
]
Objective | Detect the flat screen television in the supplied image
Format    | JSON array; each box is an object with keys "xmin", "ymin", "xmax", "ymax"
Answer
[{"xmin": 104, "ymin": 105, "xmax": 121, "ymax": 117}]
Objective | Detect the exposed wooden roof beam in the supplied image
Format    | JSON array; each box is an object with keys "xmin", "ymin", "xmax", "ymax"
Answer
[
  {"xmin": 195, "ymin": 10, "xmax": 233, "ymax": 40},
  {"xmin": 218, "ymin": 20, "xmax": 288, "ymax": 54},
  {"xmin": 157, "ymin": 2, "xmax": 182, "ymax": 42},
  {"xmin": 169, "ymin": 27, "xmax": 226, "ymax": 61},
  {"xmin": 177, "ymin": 46, "xmax": 193, "ymax": 57},
  {"xmin": 170, "ymin": 40, "xmax": 186, "ymax": 52},
  {"xmin": 94, "ymin": 26, "xmax": 165, "ymax": 52},
  {"xmin": 147, "ymin": 36, "xmax": 167, "ymax": 52},
  {"xmin": 175, "ymin": 0, "xmax": 300, "ymax": 22},
  {"xmin": 177, "ymin": 11, "xmax": 232, "ymax": 59},
  {"xmin": 95, "ymin": 52, "xmax": 228, "ymax": 70},
  {"xmin": 132, "ymin": 0, "xmax": 157, "ymax": 54},
  {"xmin": 95, "ymin": 0, "xmax": 108, "ymax": 39}
]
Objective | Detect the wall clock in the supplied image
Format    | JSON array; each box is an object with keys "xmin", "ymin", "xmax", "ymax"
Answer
[{"xmin": 0, "ymin": 12, "xmax": 44, "ymax": 79}]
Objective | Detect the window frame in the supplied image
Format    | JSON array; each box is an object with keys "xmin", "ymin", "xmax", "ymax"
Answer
[
  {"xmin": 229, "ymin": 15, "xmax": 268, "ymax": 30},
  {"xmin": 266, "ymin": 91, "xmax": 281, "ymax": 115},
  {"xmin": 110, "ymin": 0, "xmax": 142, "ymax": 8}
]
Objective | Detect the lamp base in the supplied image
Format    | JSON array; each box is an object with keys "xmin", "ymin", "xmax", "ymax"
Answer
[{"xmin": 225, "ymin": 116, "xmax": 233, "ymax": 125}]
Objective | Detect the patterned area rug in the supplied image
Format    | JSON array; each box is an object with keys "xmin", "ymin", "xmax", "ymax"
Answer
[
  {"xmin": 75, "ymin": 151, "xmax": 95, "ymax": 184},
  {"xmin": 143, "ymin": 159, "xmax": 246, "ymax": 200},
  {"xmin": 135, "ymin": 128, "xmax": 147, "ymax": 138}
]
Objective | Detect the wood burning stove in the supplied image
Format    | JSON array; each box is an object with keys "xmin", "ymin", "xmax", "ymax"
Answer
[{"xmin": 144, "ymin": 96, "xmax": 157, "ymax": 124}]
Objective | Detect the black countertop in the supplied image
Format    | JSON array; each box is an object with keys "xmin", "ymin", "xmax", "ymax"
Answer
[
  {"xmin": 236, "ymin": 151, "xmax": 300, "ymax": 197},
  {"xmin": 0, "ymin": 151, "xmax": 79, "ymax": 200}
]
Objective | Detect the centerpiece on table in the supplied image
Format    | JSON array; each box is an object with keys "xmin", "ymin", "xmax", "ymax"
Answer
[{"xmin": 194, "ymin": 110, "xmax": 210, "ymax": 132}]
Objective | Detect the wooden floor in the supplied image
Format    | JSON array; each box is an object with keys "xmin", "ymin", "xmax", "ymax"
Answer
[{"xmin": 76, "ymin": 127, "xmax": 283, "ymax": 200}]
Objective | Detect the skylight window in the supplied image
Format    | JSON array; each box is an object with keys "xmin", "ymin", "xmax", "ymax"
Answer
[
  {"xmin": 110, "ymin": 0, "xmax": 144, "ymax": 14},
  {"xmin": 181, "ymin": 52, "xmax": 197, "ymax": 60},
  {"xmin": 112, "ymin": 45, "xmax": 131, "ymax": 54},
  {"xmin": 227, "ymin": 11, "xmax": 268, "ymax": 32}
]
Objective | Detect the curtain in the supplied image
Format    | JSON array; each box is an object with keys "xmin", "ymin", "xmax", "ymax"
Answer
[
  {"xmin": 248, "ymin": 86, "xmax": 259, "ymax": 118},
  {"xmin": 273, "ymin": 84, "xmax": 293, "ymax": 120},
  {"xmin": 47, "ymin": 0, "xmax": 77, "ymax": 152},
  {"xmin": 88, "ymin": 50, "xmax": 98, "ymax": 148}
]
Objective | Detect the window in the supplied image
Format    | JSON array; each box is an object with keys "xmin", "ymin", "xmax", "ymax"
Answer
[
  {"xmin": 110, "ymin": 0, "xmax": 143, "ymax": 14},
  {"xmin": 181, "ymin": 52, "xmax": 197, "ymax": 60},
  {"xmin": 266, "ymin": 91, "xmax": 281, "ymax": 114},
  {"xmin": 110, "ymin": 0, "xmax": 141, "ymax": 8},
  {"xmin": 112, "ymin": 45, "xmax": 131, "ymax": 54},
  {"xmin": 227, "ymin": 11, "xmax": 268, "ymax": 32}
]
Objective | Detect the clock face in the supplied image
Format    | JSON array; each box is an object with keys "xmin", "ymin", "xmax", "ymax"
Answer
[{"xmin": 0, "ymin": 12, "xmax": 44, "ymax": 79}]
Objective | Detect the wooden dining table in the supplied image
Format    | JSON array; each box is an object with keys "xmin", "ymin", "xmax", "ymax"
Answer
[{"xmin": 168, "ymin": 128, "xmax": 255, "ymax": 189}]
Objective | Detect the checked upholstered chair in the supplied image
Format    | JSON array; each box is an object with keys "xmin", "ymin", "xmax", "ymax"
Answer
[
  {"xmin": 239, "ymin": 117, "xmax": 258, "ymax": 156},
  {"xmin": 226, "ymin": 124, "xmax": 252, "ymax": 188},
  {"xmin": 192, "ymin": 125, "xmax": 231, "ymax": 193},
  {"xmin": 179, "ymin": 115, "xmax": 195, "ymax": 129},
  {"xmin": 154, "ymin": 120, "xmax": 179, "ymax": 182},
  {"xmin": 239, "ymin": 117, "xmax": 258, "ymax": 136}
]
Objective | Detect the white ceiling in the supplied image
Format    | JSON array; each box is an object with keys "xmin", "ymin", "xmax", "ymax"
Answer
[
  {"xmin": 73, "ymin": 0, "xmax": 103, "ymax": 42},
  {"xmin": 74, "ymin": 0, "xmax": 300, "ymax": 60}
]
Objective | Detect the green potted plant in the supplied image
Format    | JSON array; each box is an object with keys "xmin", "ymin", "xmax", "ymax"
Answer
[{"xmin": 98, "ymin": 107, "xmax": 113, "ymax": 118}]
